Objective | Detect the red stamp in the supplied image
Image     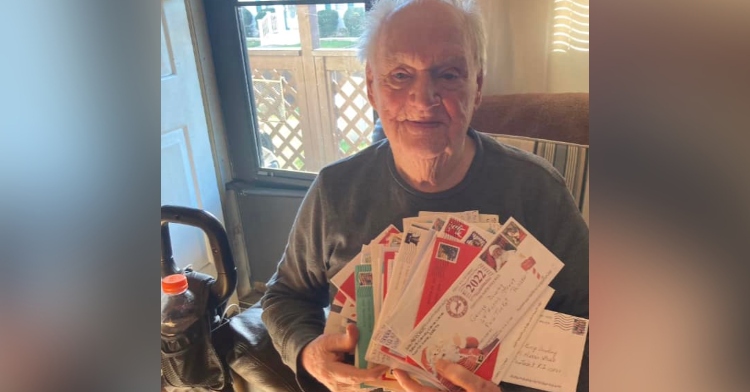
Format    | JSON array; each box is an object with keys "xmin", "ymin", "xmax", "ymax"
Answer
[
  {"xmin": 521, "ymin": 256, "xmax": 536, "ymax": 271},
  {"xmin": 445, "ymin": 218, "xmax": 469, "ymax": 239}
]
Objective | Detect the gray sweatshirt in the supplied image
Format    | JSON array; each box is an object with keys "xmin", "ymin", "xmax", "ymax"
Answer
[{"xmin": 261, "ymin": 129, "xmax": 589, "ymax": 391}]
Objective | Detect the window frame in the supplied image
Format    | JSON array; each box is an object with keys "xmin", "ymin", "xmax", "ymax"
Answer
[{"xmin": 204, "ymin": 0, "xmax": 374, "ymax": 191}]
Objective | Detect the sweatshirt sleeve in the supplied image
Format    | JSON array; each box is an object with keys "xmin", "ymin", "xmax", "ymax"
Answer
[{"xmin": 260, "ymin": 175, "xmax": 331, "ymax": 387}]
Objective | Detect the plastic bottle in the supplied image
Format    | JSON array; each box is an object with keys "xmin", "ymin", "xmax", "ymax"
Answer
[{"xmin": 161, "ymin": 274, "xmax": 198, "ymax": 336}]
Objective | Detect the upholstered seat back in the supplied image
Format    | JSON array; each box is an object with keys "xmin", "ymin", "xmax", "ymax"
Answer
[
  {"xmin": 470, "ymin": 93, "xmax": 589, "ymax": 145},
  {"xmin": 471, "ymin": 93, "xmax": 589, "ymax": 223}
]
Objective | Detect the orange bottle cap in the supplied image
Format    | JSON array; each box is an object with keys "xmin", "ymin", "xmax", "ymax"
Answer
[{"xmin": 162, "ymin": 274, "xmax": 188, "ymax": 294}]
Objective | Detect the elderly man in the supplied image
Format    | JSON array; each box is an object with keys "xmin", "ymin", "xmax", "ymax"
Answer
[{"xmin": 261, "ymin": 1, "xmax": 588, "ymax": 391}]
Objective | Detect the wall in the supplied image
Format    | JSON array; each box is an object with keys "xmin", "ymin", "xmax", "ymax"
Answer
[
  {"xmin": 237, "ymin": 189, "xmax": 306, "ymax": 291},
  {"xmin": 477, "ymin": 0, "xmax": 589, "ymax": 95}
]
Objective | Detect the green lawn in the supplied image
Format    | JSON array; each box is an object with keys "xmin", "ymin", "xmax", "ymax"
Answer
[{"xmin": 246, "ymin": 38, "xmax": 357, "ymax": 49}]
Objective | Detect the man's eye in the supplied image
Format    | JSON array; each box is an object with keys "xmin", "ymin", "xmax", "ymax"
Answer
[
  {"xmin": 392, "ymin": 72, "xmax": 409, "ymax": 80},
  {"xmin": 442, "ymin": 73, "xmax": 459, "ymax": 80}
]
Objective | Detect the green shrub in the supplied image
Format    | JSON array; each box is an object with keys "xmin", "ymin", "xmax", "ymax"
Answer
[
  {"xmin": 240, "ymin": 8, "xmax": 258, "ymax": 37},
  {"xmin": 317, "ymin": 9, "xmax": 339, "ymax": 38},
  {"xmin": 240, "ymin": 8, "xmax": 252, "ymax": 24},
  {"xmin": 344, "ymin": 8, "xmax": 365, "ymax": 37},
  {"xmin": 255, "ymin": 8, "xmax": 275, "ymax": 22}
]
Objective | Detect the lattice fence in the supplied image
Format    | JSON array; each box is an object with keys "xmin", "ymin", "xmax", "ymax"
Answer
[
  {"xmin": 330, "ymin": 70, "xmax": 374, "ymax": 160},
  {"xmin": 251, "ymin": 68, "xmax": 306, "ymax": 171}
]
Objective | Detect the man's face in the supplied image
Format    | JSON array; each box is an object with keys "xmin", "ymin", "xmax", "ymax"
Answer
[{"xmin": 366, "ymin": 1, "xmax": 483, "ymax": 160}]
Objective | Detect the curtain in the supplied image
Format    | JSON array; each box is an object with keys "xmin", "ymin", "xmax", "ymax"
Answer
[{"xmin": 476, "ymin": 0, "xmax": 589, "ymax": 95}]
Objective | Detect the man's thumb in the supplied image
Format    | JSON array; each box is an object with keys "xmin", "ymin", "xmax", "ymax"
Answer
[
  {"xmin": 344, "ymin": 323, "xmax": 360, "ymax": 348},
  {"xmin": 326, "ymin": 324, "xmax": 359, "ymax": 352}
]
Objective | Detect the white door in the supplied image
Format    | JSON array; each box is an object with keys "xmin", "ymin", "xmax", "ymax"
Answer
[{"xmin": 161, "ymin": 0, "xmax": 223, "ymax": 277}]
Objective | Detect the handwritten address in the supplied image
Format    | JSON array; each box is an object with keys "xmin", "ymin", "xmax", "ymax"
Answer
[{"xmin": 514, "ymin": 343, "xmax": 563, "ymax": 374}]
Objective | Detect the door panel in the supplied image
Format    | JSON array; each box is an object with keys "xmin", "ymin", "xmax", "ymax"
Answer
[{"xmin": 161, "ymin": 0, "xmax": 223, "ymax": 276}]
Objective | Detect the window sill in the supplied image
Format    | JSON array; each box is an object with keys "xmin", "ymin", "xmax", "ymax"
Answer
[{"xmin": 227, "ymin": 174, "xmax": 313, "ymax": 196}]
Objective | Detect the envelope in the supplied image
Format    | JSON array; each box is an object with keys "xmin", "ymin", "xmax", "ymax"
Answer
[{"xmin": 503, "ymin": 311, "xmax": 589, "ymax": 392}]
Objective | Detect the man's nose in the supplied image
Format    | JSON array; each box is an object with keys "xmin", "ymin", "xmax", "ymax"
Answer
[{"xmin": 409, "ymin": 75, "xmax": 441, "ymax": 109}]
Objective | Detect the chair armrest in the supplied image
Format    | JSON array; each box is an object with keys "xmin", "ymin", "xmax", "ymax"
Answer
[{"xmin": 225, "ymin": 306, "xmax": 306, "ymax": 392}]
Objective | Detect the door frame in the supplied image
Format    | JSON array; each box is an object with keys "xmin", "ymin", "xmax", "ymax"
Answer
[{"xmin": 182, "ymin": 0, "xmax": 253, "ymax": 302}]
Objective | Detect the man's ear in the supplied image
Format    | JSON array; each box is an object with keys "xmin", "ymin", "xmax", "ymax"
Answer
[
  {"xmin": 366, "ymin": 63, "xmax": 377, "ymax": 110},
  {"xmin": 474, "ymin": 70, "xmax": 484, "ymax": 107}
]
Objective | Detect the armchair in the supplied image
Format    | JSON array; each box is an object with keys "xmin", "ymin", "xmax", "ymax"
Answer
[{"xmin": 225, "ymin": 93, "xmax": 590, "ymax": 391}]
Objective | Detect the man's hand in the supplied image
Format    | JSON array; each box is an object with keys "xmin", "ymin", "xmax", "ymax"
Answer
[
  {"xmin": 392, "ymin": 360, "xmax": 501, "ymax": 392},
  {"xmin": 300, "ymin": 323, "xmax": 388, "ymax": 390}
]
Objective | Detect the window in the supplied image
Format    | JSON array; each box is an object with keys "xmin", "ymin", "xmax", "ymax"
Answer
[
  {"xmin": 552, "ymin": 0, "xmax": 589, "ymax": 53},
  {"xmin": 208, "ymin": 1, "xmax": 376, "ymax": 186}
]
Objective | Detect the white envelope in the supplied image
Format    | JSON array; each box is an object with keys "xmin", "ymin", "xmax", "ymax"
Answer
[{"xmin": 504, "ymin": 311, "xmax": 589, "ymax": 392}]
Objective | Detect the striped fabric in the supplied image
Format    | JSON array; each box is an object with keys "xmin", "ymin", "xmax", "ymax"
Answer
[{"xmin": 484, "ymin": 134, "xmax": 589, "ymax": 213}]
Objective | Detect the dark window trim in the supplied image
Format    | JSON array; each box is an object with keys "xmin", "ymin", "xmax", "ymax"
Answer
[{"xmin": 205, "ymin": 0, "xmax": 266, "ymax": 184}]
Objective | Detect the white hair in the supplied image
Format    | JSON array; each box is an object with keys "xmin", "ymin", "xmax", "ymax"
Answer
[{"xmin": 356, "ymin": 0, "xmax": 487, "ymax": 75}]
